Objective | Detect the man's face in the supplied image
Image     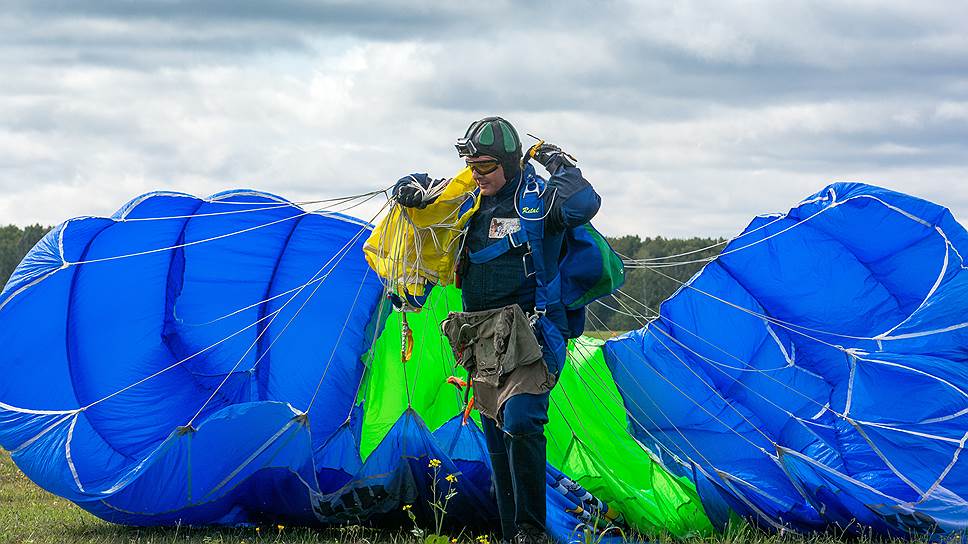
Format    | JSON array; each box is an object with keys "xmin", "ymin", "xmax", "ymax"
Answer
[{"xmin": 466, "ymin": 155, "xmax": 507, "ymax": 196}]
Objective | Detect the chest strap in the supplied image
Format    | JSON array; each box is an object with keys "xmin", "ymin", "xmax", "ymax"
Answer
[
  {"xmin": 467, "ymin": 226, "xmax": 529, "ymax": 264},
  {"xmin": 464, "ymin": 173, "xmax": 557, "ymax": 314}
]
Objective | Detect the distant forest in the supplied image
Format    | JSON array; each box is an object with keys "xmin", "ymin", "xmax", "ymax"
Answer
[
  {"xmin": 0, "ymin": 224, "xmax": 723, "ymax": 333},
  {"xmin": 0, "ymin": 224, "xmax": 50, "ymax": 290}
]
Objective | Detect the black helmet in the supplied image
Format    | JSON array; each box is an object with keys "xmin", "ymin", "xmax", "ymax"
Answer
[{"xmin": 455, "ymin": 116, "xmax": 522, "ymax": 180}]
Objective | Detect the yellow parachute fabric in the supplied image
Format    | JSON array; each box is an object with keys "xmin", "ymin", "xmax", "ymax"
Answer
[{"xmin": 363, "ymin": 168, "xmax": 480, "ymax": 297}]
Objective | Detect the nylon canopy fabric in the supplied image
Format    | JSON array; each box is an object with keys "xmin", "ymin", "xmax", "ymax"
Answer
[
  {"xmin": 363, "ymin": 168, "xmax": 480, "ymax": 297},
  {"xmin": 605, "ymin": 182, "xmax": 968, "ymax": 536},
  {"xmin": 0, "ymin": 190, "xmax": 386, "ymax": 524},
  {"xmin": 0, "ymin": 189, "xmax": 712, "ymax": 541},
  {"xmin": 550, "ymin": 337, "xmax": 711, "ymax": 536}
]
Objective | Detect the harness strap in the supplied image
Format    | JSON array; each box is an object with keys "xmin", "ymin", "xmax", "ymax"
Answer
[
  {"xmin": 463, "ymin": 166, "xmax": 560, "ymax": 316},
  {"xmin": 467, "ymin": 227, "xmax": 528, "ymax": 264},
  {"xmin": 519, "ymin": 177, "xmax": 550, "ymax": 313}
]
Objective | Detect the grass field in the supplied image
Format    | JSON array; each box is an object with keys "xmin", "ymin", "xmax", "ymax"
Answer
[{"xmin": 0, "ymin": 448, "xmax": 937, "ymax": 544}]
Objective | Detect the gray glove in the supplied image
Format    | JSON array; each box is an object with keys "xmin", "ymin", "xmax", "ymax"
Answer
[
  {"xmin": 531, "ymin": 143, "xmax": 577, "ymax": 174},
  {"xmin": 392, "ymin": 173, "xmax": 442, "ymax": 209}
]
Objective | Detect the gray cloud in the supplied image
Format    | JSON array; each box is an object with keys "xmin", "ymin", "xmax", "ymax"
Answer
[{"xmin": 1, "ymin": 1, "xmax": 967, "ymax": 238}]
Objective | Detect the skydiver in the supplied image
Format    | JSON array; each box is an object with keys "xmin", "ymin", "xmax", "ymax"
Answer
[{"xmin": 392, "ymin": 116, "xmax": 601, "ymax": 543}]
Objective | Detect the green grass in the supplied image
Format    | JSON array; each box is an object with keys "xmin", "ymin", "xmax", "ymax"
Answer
[{"xmin": 0, "ymin": 448, "xmax": 939, "ymax": 544}]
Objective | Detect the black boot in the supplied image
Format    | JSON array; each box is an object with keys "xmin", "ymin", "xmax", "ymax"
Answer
[
  {"xmin": 482, "ymin": 416, "xmax": 516, "ymax": 541},
  {"xmin": 512, "ymin": 522, "xmax": 547, "ymax": 544},
  {"xmin": 508, "ymin": 431, "xmax": 547, "ymax": 537}
]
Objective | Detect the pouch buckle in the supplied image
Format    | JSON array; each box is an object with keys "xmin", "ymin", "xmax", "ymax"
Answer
[
  {"xmin": 529, "ymin": 307, "xmax": 546, "ymax": 327},
  {"xmin": 522, "ymin": 250, "xmax": 535, "ymax": 278}
]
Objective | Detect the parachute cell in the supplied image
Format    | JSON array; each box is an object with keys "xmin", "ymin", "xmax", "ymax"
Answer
[
  {"xmin": 607, "ymin": 183, "xmax": 968, "ymax": 535},
  {"xmin": 0, "ymin": 190, "xmax": 385, "ymax": 524}
]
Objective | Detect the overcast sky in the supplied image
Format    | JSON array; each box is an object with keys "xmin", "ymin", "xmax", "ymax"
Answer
[{"xmin": 2, "ymin": 0, "xmax": 967, "ymax": 238}]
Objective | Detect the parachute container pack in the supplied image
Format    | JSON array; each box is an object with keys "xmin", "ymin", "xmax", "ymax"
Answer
[{"xmin": 1, "ymin": 183, "xmax": 967, "ymax": 539}]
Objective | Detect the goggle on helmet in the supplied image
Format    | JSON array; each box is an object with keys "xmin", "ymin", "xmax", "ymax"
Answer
[{"xmin": 455, "ymin": 116, "xmax": 523, "ymax": 178}]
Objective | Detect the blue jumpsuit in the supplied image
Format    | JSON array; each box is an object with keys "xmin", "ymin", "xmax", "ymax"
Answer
[{"xmin": 460, "ymin": 162, "xmax": 600, "ymax": 537}]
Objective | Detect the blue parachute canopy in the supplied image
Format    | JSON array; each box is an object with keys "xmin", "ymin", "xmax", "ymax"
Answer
[
  {"xmin": 605, "ymin": 182, "xmax": 968, "ymax": 535},
  {"xmin": 0, "ymin": 190, "xmax": 388, "ymax": 524}
]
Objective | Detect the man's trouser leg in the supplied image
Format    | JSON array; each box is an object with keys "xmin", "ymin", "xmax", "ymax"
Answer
[
  {"xmin": 480, "ymin": 315, "xmax": 564, "ymax": 540},
  {"xmin": 482, "ymin": 414, "xmax": 516, "ymax": 540},
  {"xmin": 501, "ymin": 392, "xmax": 550, "ymax": 539}
]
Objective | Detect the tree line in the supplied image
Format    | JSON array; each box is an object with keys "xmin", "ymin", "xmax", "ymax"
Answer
[
  {"xmin": 589, "ymin": 235, "xmax": 725, "ymax": 332},
  {"xmin": 0, "ymin": 224, "xmax": 723, "ymax": 332},
  {"xmin": 0, "ymin": 224, "xmax": 51, "ymax": 292}
]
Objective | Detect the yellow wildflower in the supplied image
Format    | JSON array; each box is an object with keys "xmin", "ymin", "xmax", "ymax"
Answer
[
  {"xmin": 429, "ymin": 458, "xmax": 442, "ymax": 468},
  {"xmin": 403, "ymin": 504, "xmax": 413, "ymax": 511},
  {"xmin": 451, "ymin": 539, "xmax": 458, "ymax": 543},
  {"xmin": 277, "ymin": 524, "xmax": 285, "ymax": 531},
  {"xmin": 446, "ymin": 473, "xmax": 458, "ymax": 483}
]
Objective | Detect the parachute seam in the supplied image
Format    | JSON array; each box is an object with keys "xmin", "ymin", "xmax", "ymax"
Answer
[
  {"xmin": 711, "ymin": 257, "xmax": 840, "ymax": 395},
  {"xmin": 101, "ymin": 430, "xmax": 182, "ymax": 495},
  {"xmin": 853, "ymin": 356, "xmax": 968, "ymax": 423},
  {"xmin": 590, "ymin": 303, "xmax": 839, "ymax": 525},
  {"xmin": 845, "ymin": 417, "xmax": 926, "ymax": 497},
  {"xmin": 63, "ymin": 217, "xmax": 138, "ymax": 463},
  {"xmin": 583, "ymin": 310, "xmax": 723, "ymax": 469},
  {"xmin": 10, "ymin": 412, "xmax": 75, "ymax": 454},
  {"xmin": 157, "ymin": 198, "xmax": 251, "ymax": 432},
  {"xmin": 911, "ymin": 430, "xmax": 968, "ymax": 505},
  {"xmin": 568, "ymin": 334, "xmax": 697, "ymax": 468},
  {"xmin": 631, "ymin": 299, "xmax": 853, "ymax": 476},
  {"xmin": 185, "ymin": 202, "xmax": 385, "ymax": 427},
  {"xmin": 118, "ymin": 192, "xmax": 195, "ymax": 219},
  {"xmin": 65, "ymin": 414, "xmax": 84, "ymax": 493},
  {"xmin": 777, "ymin": 446, "xmax": 905, "ymax": 502},
  {"xmin": 874, "ymin": 225, "xmax": 950, "ymax": 340},
  {"xmin": 0, "ymin": 222, "xmax": 69, "ymax": 311},
  {"xmin": 587, "ymin": 307, "xmax": 809, "ymax": 527},
  {"xmin": 203, "ymin": 418, "xmax": 300, "ymax": 500},
  {"xmin": 253, "ymin": 213, "xmax": 307, "ymax": 401},
  {"xmin": 852, "ymin": 419, "xmax": 963, "ymax": 444}
]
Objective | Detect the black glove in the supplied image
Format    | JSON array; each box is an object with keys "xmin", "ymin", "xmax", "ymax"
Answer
[
  {"xmin": 531, "ymin": 142, "xmax": 577, "ymax": 174},
  {"xmin": 392, "ymin": 173, "xmax": 439, "ymax": 209}
]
